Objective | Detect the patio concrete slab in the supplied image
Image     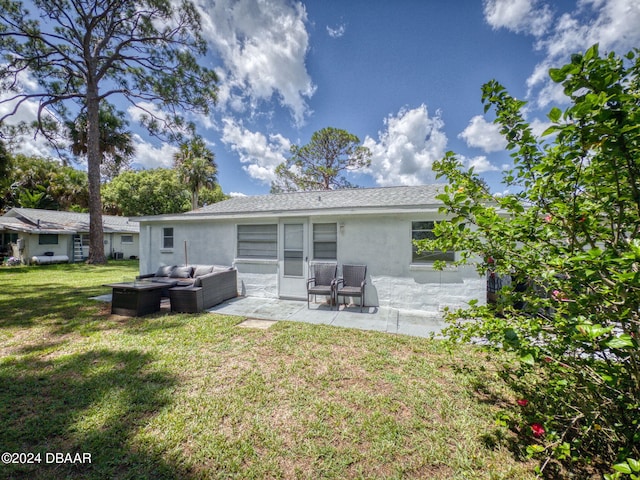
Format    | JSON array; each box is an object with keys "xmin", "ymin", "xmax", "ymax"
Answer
[
  {"xmin": 92, "ymin": 291, "xmax": 446, "ymax": 337},
  {"xmin": 330, "ymin": 306, "xmax": 394, "ymax": 333},
  {"xmin": 209, "ymin": 296, "xmax": 446, "ymax": 338},
  {"xmin": 395, "ymin": 310, "xmax": 447, "ymax": 338}
]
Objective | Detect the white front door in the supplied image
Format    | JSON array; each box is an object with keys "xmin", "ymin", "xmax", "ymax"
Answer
[{"xmin": 278, "ymin": 220, "xmax": 308, "ymax": 299}]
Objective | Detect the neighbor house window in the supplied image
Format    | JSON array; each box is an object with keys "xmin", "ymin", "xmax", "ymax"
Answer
[
  {"xmin": 1, "ymin": 233, "xmax": 18, "ymax": 244},
  {"xmin": 162, "ymin": 228, "xmax": 174, "ymax": 249},
  {"xmin": 121, "ymin": 235, "xmax": 133, "ymax": 244},
  {"xmin": 313, "ymin": 223, "xmax": 337, "ymax": 260},
  {"xmin": 80, "ymin": 234, "xmax": 89, "ymax": 247},
  {"xmin": 411, "ymin": 221, "xmax": 455, "ymax": 263},
  {"xmin": 237, "ymin": 224, "xmax": 277, "ymax": 259},
  {"xmin": 39, "ymin": 234, "xmax": 58, "ymax": 245}
]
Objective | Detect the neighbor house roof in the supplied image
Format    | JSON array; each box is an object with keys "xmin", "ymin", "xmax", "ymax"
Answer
[
  {"xmin": 136, "ymin": 185, "xmax": 446, "ymax": 222},
  {"xmin": 0, "ymin": 208, "xmax": 139, "ymax": 234}
]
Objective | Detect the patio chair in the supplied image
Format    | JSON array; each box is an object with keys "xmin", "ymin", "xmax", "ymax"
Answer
[
  {"xmin": 306, "ymin": 263, "xmax": 337, "ymax": 309},
  {"xmin": 336, "ymin": 264, "xmax": 367, "ymax": 312}
]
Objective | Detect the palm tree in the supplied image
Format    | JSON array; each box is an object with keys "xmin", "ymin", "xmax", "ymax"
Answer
[
  {"xmin": 173, "ymin": 136, "xmax": 218, "ymax": 210},
  {"xmin": 67, "ymin": 103, "xmax": 135, "ymax": 181}
]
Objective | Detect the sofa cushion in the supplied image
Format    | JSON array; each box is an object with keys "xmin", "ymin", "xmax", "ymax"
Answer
[
  {"xmin": 170, "ymin": 265, "xmax": 193, "ymax": 278},
  {"xmin": 192, "ymin": 276, "xmax": 203, "ymax": 288},
  {"xmin": 193, "ymin": 265, "xmax": 214, "ymax": 277},
  {"xmin": 155, "ymin": 265, "xmax": 175, "ymax": 277},
  {"xmin": 212, "ymin": 265, "xmax": 233, "ymax": 273}
]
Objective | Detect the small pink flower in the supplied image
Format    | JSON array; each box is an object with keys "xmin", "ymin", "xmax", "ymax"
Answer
[
  {"xmin": 551, "ymin": 290, "xmax": 569, "ymax": 302},
  {"xmin": 517, "ymin": 399, "xmax": 529, "ymax": 407},
  {"xmin": 531, "ymin": 423, "xmax": 545, "ymax": 437},
  {"xmin": 544, "ymin": 214, "xmax": 553, "ymax": 223}
]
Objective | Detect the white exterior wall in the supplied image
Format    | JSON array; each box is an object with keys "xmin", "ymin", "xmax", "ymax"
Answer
[
  {"xmin": 324, "ymin": 213, "xmax": 485, "ymax": 313},
  {"xmin": 107, "ymin": 233, "xmax": 140, "ymax": 259},
  {"xmin": 139, "ymin": 212, "xmax": 486, "ymax": 312},
  {"xmin": 21, "ymin": 233, "xmax": 70, "ymax": 263}
]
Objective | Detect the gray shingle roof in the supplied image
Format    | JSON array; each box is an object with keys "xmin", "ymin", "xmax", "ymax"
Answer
[
  {"xmin": 2, "ymin": 208, "xmax": 139, "ymax": 233},
  {"xmin": 187, "ymin": 185, "xmax": 444, "ymax": 217}
]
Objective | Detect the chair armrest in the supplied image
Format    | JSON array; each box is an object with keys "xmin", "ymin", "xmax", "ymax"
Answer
[{"xmin": 307, "ymin": 277, "xmax": 316, "ymax": 287}]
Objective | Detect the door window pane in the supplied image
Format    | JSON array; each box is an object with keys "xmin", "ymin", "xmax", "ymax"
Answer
[{"xmin": 284, "ymin": 224, "xmax": 303, "ymax": 276}]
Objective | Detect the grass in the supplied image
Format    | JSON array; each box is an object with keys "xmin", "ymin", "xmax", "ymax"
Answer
[{"xmin": 0, "ymin": 262, "xmax": 537, "ymax": 479}]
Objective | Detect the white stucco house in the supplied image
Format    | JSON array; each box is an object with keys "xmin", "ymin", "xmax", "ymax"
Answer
[
  {"xmin": 136, "ymin": 185, "xmax": 486, "ymax": 313},
  {"xmin": 0, "ymin": 208, "xmax": 140, "ymax": 264}
]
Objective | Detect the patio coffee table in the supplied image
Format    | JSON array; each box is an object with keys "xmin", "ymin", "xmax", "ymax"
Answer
[{"xmin": 104, "ymin": 282, "xmax": 167, "ymax": 317}]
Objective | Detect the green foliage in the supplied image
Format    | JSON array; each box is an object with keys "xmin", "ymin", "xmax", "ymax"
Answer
[
  {"xmin": 0, "ymin": 0, "xmax": 218, "ymax": 138},
  {"xmin": 198, "ymin": 184, "xmax": 228, "ymax": 207},
  {"xmin": 66, "ymin": 102, "xmax": 135, "ymax": 181},
  {"xmin": 173, "ymin": 136, "xmax": 219, "ymax": 210},
  {"xmin": 0, "ymin": 0, "xmax": 218, "ymax": 263},
  {"xmin": 101, "ymin": 169, "xmax": 191, "ymax": 216},
  {"xmin": 1, "ymin": 154, "xmax": 88, "ymax": 212},
  {"xmin": 606, "ymin": 458, "xmax": 640, "ymax": 480},
  {"xmin": 271, "ymin": 127, "xmax": 372, "ymax": 192},
  {"xmin": 420, "ymin": 45, "xmax": 640, "ymax": 475}
]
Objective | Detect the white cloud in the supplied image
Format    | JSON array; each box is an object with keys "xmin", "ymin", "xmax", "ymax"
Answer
[
  {"xmin": 461, "ymin": 155, "xmax": 501, "ymax": 173},
  {"xmin": 0, "ymin": 74, "xmax": 66, "ymax": 158},
  {"xmin": 483, "ymin": 0, "xmax": 553, "ymax": 37},
  {"xmin": 326, "ymin": 23, "xmax": 346, "ymax": 38},
  {"xmin": 458, "ymin": 115, "xmax": 507, "ymax": 153},
  {"xmin": 198, "ymin": 0, "xmax": 315, "ymax": 126},
  {"xmin": 130, "ymin": 134, "xmax": 178, "ymax": 169},
  {"xmin": 127, "ymin": 101, "xmax": 169, "ymax": 124},
  {"xmin": 220, "ymin": 117, "xmax": 291, "ymax": 184},
  {"xmin": 362, "ymin": 105, "xmax": 448, "ymax": 187},
  {"xmin": 525, "ymin": 0, "xmax": 640, "ymax": 107},
  {"xmin": 530, "ymin": 117, "xmax": 552, "ymax": 137}
]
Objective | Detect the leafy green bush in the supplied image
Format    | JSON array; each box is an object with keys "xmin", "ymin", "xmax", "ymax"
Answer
[{"xmin": 418, "ymin": 45, "xmax": 640, "ymax": 476}]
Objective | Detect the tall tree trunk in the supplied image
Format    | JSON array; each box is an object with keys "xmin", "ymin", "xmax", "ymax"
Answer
[
  {"xmin": 86, "ymin": 88, "xmax": 106, "ymax": 264},
  {"xmin": 192, "ymin": 190, "xmax": 198, "ymax": 210}
]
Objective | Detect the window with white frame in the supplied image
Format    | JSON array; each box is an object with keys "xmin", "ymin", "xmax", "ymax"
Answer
[
  {"xmin": 411, "ymin": 221, "xmax": 455, "ymax": 263},
  {"xmin": 313, "ymin": 223, "xmax": 337, "ymax": 260},
  {"xmin": 162, "ymin": 227, "xmax": 174, "ymax": 249},
  {"xmin": 237, "ymin": 224, "xmax": 277, "ymax": 259},
  {"xmin": 121, "ymin": 235, "xmax": 134, "ymax": 244}
]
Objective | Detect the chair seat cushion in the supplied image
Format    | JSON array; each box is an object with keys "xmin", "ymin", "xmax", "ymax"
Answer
[
  {"xmin": 308, "ymin": 286, "xmax": 332, "ymax": 295},
  {"xmin": 337, "ymin": 286, "xmax": 363, "ymax": 296}
]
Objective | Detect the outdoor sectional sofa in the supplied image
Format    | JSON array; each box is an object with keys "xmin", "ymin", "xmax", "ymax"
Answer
[{"xmin": 137, "ymin": 264, "xmax": 238, "ymax": 313}]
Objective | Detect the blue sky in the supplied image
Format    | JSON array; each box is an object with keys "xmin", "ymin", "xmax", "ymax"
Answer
[{"xmin": 4, "ymin": 0, "xmax": 640, "ymax": 197}]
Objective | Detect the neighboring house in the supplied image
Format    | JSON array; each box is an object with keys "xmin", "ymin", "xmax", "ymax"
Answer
[
  {"xmin": 0, "ymin": 208, "xmax": 140, "ymax": 264},
  {"xmin": 136, "ymin": 185, "xmax": 486, "ymax": 313}
]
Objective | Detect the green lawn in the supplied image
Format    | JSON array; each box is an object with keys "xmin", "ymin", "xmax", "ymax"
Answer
[{"xmin": 0, "ymin": 262, "xmax": 536, "ymax": 479}]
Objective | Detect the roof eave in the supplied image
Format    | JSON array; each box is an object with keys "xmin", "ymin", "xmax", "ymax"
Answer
[{"xmin": 135, "ymin": 204, "xmax": 444, "ymax": 223}]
